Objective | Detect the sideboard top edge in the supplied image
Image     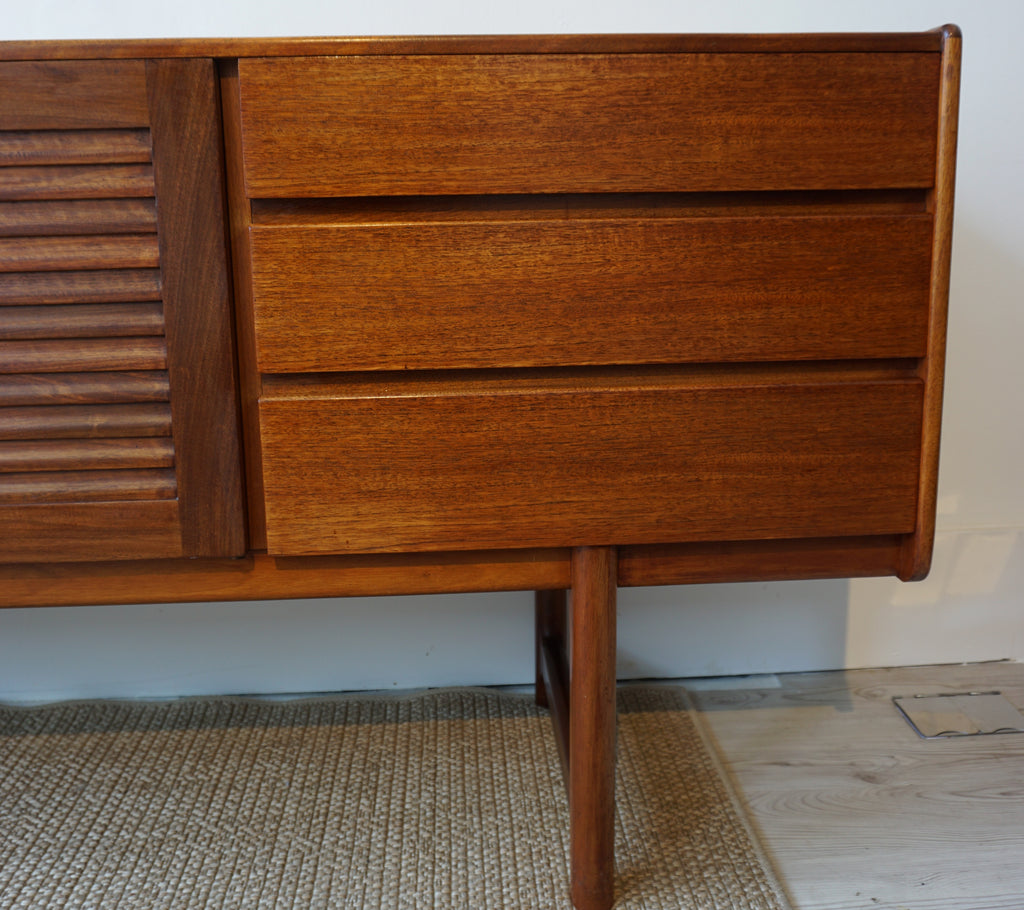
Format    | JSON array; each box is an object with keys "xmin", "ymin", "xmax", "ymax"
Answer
[{"xmin": 0, "ymin": 30, "xmax": 952, "ymax": 61}]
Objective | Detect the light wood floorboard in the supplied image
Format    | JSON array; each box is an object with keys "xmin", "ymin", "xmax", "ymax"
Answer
[{"xmin": 689, "ymin": 661, "xmax": 1024, "ymax": 910}]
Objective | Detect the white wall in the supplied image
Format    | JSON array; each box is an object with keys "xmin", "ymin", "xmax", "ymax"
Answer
[{"xmin": 2, "ymin": 0, "xmax": 1022, "ymax": 701}]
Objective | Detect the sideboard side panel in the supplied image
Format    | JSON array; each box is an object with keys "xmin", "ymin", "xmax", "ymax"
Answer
[{"xmin": 899, "ymin": 27, "xmax": 961, "ymax": 581}]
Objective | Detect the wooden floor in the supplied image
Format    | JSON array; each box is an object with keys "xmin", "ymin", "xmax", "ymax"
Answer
[{"xmin": 688, "ymin": 661, "xmax": 1024, "ymax": 910}]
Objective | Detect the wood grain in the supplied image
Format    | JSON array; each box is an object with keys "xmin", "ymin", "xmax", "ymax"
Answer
[
  {"xmin": 0, "ymin": 200, "xmax": 157, "ymax": 236},
  {"xmin": 0, "ymin": 269, "xmax": 162, "ymax": 305},
  {"xmin": 0, "ymin": 338, "xmax": 166, "ymax": 373},
  {"xmin": 0, "ymin": 235, "xmax": 160, "ymax": 271},
  {"xmin": 259, "ymin": 370, "xmax": 924, "ymax": 554},
  {"xmin": 691, "ymin": 662, "xmax": 1024, "ymax": 910},
  {"xmin": 0, "ymin": 548, "xmax": 571, "ymax": 603},
  {"xmin": 219, "ymin": 57, "xmax": 269, "ymax": 549},
  {"xmin": 0, "ymin": 164, "xmax": 155, "ymax": 201},
  {"xmin": 0, "ymin": 531, "xmax": 918, "ymax": 606},
  {"xmin": 900, "ymin": 28, "xmax": 962, "ymax": 583},
  {"xmin": 0, "ymin": 500, "xmax": 182, "ymax": 562},
  {"xmin": 0, "ymin": 437, "xmax": 175, "ymax": 472},
  {"xmin": 0, "ymin": 129, "xmax": 151, "ymax": 166},
  {"xmin": 147, "ymin": 57, "xmax": 247, "ymax": 558},
  {"xmin": 569, "ymin": 546, "xmax": 617, "ymax": 910},
  {"xmin": 0, "ymin": 60, "xmax": 150, "ymax": 130},
  {"xmin": 252, "ymin": 215, "xmax": 932, "ymax": 372},
  {"xmin": 539, "ymin": 628, "xmax": 571, "ymax": 782},
  {"xmin": 238, "ymin": 53, "xmax": 938, "ymax": 197},
  {"xmin": 0, "ymin": 468, "xmax": 176, "ymax": 504},
  {"xmin": 0, "ymin": 403, "xmax": 172, "ymax": 439},
  {"xmin": 0, "ymin": 371, "xmax": 169, "ymax": 406},
  {"xmin": 0, "ymin": 304, "xmax": 164, "ymax": 340},
  {"xmin": 0, "ymin": 32, "xmax": 949, "ymax": 64},
  {"xmin": 536, "ymin": 588, "xmax": 568, "ymax": 712},
  {"xmin": 618, "ymin": 535, "xmax": 905, "ymax": 587}
]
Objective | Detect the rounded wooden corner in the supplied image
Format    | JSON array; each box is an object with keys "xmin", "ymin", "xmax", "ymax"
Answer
[{"xmin": 898, "ymin": 534, "xmax": 935, "ymax": 582}]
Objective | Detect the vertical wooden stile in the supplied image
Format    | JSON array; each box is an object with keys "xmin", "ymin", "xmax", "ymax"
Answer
[
  {"xmin": 899, "ymin": 25, "xmax": 962, "ymax": 581},
  {"xmin": 217, "ymin": 59, "xmax": 267, "ymax": 548},
  {"xmin": 146, "ymin": 58, "xmax": 246, "ymax": 557}
]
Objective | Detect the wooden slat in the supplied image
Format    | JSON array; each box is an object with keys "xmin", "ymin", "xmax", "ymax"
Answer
[
  {"xmin": 0, "ymin": 437, "xmax": 175, "ymax": 472},
  {"xmin": 0, "ymin": 468, "xmax": 177, "ymax": 504},
  {"xmin": 0, "ymin": 164, "xmax": 155, "ymax": 201},
  {"xmin": 0, "ymin": 200, "xmax": 158, "ymax": 236},
  {"xmin": 0, "ymin": 403, "xmax": 172, "ymax": 439},
  {"xmin": 259, "ymin": 372, "xmax": 924, "ymax": 555},
  {"xmin": 0, "ymin": 269, "xmax": 162, "ymax": 305},
  {"xmin": 0, "ymin": 130, "xmax": 152, "ymax": 166},
  {"xmin": 0, "ymin": 372, "xmax": 170, "ymax": 406},
  {"xmin": 147, "ymin": 58, "xmax": 247, "ymax": 558},
  {"xmin": 239, "ymin": 53, "xmax": 939, "ymax": 197},
  {"xmin": 0, "ymin": 500, "xmax": 182, "ymax": 562},
  {"xmin": 0, "ymin": 338, "xmax": 166, "ymax": 373},
  {"xmin": 252, "ymin": 215, "xmax": 932, "ymax": 372},
  {"xmin": 0, "ymin": 61, "xmax": 150, "ymax": 130},
  {"xmin": 0, "ymin": 235, "xmax": 160, "ymax": 272},
  {"xmin": 0, "ymin": 304, "xmax": 164, "ymax": 340}
]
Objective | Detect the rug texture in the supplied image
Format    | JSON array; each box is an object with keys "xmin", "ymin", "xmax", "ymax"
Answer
[{"xmin": 0, "ymin": 686, "xmax": 790, "ymax": 909}]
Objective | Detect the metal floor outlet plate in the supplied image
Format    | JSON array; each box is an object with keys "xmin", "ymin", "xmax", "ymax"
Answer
[{"xmin": 894, "ymin": 691, "xmax": 1024, "ymax": 739}]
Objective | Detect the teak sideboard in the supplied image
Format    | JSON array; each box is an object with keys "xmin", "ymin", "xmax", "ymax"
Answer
[{"xmin": 0, "ymin": 29, "xmax": 960, "ymax": 910}]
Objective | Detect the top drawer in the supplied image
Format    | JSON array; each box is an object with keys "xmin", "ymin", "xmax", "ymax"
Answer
[{"xmin": 237, "ymin": 53, "xmax": 940, "ymax": 198}]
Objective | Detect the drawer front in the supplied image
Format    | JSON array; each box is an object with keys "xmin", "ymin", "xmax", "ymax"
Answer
[
  {"xmin": 238, "ymin": 53, "xmax": 939, "ymax": 197},
  {"xmin": 250, "ymin": 214, "xmax": 932, "ymax": 372},
  {"xmin": 258, "ymin": 372, "xmax": 924, "ymax": 555}
]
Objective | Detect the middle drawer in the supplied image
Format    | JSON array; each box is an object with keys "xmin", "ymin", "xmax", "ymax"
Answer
[{"xmin": 249, "ymin": 214, "xmax": 932, "ymax": 372}]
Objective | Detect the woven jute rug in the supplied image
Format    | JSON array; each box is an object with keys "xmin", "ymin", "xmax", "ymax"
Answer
[{"xmin": 0, "ymin": 686, "xmax": 790, "ymax": 909}]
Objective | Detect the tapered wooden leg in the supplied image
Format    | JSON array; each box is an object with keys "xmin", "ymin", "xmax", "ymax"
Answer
[
  {"xmin": 535, "ymin": 589, "xmax": 567, "ymax": 708},
  {"xmin": 570, "ymin": 546, "xmax": 617, "ymax": 910}
]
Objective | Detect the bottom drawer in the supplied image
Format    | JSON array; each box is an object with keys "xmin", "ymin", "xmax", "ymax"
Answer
[{"xmin": 258, "ymin": 369, "xmax": 924, "ymax": 555}]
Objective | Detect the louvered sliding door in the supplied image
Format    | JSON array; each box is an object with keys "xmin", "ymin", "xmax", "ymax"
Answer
[{"xmin": 0, "ymin": 59, "xmax": 245, "ymax": 562}]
